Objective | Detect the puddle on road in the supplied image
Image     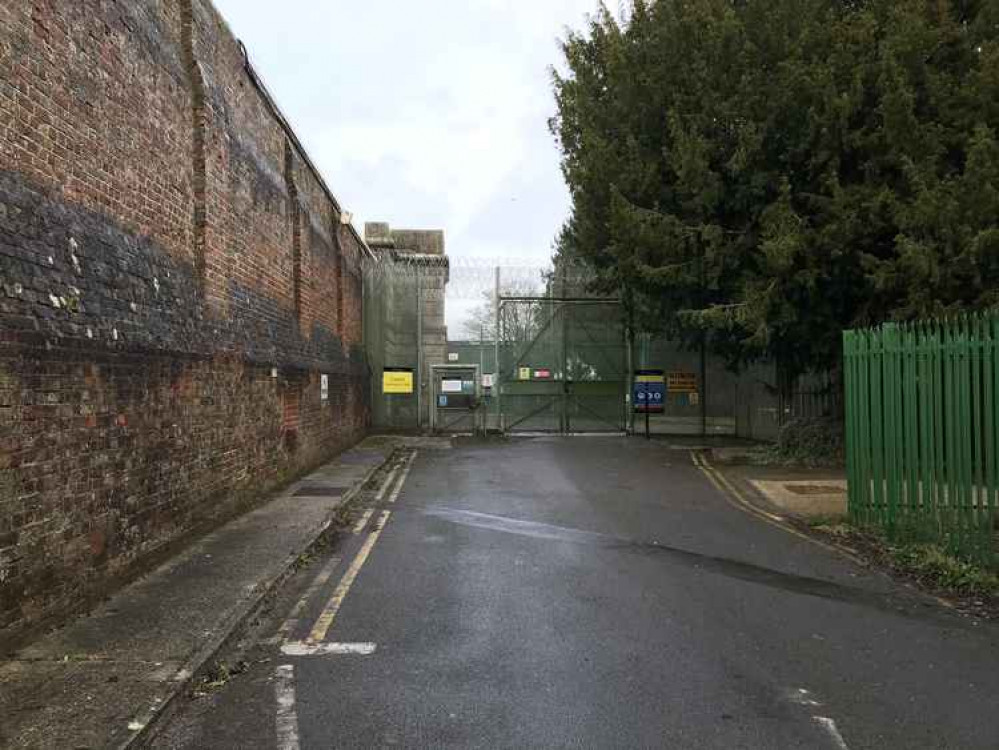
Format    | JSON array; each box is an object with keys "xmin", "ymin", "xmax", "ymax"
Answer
[{"xmin": 423, "ymin": 506, "xmax": 963, "ymax": 627}]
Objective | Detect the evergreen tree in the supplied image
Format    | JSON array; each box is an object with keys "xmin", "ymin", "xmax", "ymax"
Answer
[{"xmin": 551, "ymin": 0, "xmax": 999, "ymax": 391}]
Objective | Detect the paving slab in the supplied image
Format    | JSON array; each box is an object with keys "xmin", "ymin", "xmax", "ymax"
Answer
[
  {"xmin": 712, "ymin": 461, "xmax": 848, "ymax": 520},
  {"xmin": 750, "ymin": 478, "xmax": 847, "ymax": 518},
  {"xmin": 0, "ymin": 436, "xmax": 397, "ymax": 750}
]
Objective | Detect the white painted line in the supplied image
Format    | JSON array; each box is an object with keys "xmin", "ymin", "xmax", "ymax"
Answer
[
  {"xmin": 352, "ymin": 508, "xmax": 375, "ymax": 534},
  {"xmin": 281, "ymin": 641, "xmax": 377, "ymax": 656},
  {"xmin": 274, "ymin": 664, "xmax": 300, "ymax": 750},
  {"xmin": 814, "ymin": 716, "xmax": 850, "ymax": 750},
  {"xmin": 387, "ymin": 451, "xmax": 417, "ymax": 504},
  {"xmin": 307, "ymin": 510, "xmax": 392, "ymax": 643},
  {"xmin": 277, "ymin": 556, "xmax": 342, "ymax": 639},
  {"xmin": 789, "ymin": 687, "xmax": 822, "ymax": 708},
  {"xmin": 375, "ymin": 465, "xmax": 400, "ymax": 502}
]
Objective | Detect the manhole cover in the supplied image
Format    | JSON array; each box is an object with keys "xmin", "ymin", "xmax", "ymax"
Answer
[
  {"xmin": 293, "ymin": 485, "xmax": 345, "ymax": 498},
  {"xmin": 784, "ymin": 484, "xmax": 844, "ymax": 496}
]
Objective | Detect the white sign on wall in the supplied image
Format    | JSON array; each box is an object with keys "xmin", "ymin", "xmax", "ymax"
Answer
[
  {"xmin": 448, "ymin": 352, "xmax": 459, "ymax": 361},
  {"xmin": 321, "ymin": 374, "xmax": 329, "ymax": 402},
  {"xmin": 441, "ymin": 379, "xmax": 463, "ymax": 394}
]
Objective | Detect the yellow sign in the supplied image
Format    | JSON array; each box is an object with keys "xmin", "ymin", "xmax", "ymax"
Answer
[
  {"xmin": 667, "ymin": 371, "xmax": 699, "ymax": 393},
  {"xmin": 383, "ymin": 370, "xmax": 414, "ymax": 394},
  {"xmin": 518, "ymin": 367, "xmax": 532, "ymax": 381}
]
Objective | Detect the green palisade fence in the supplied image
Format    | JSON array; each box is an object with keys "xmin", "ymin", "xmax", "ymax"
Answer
[{"xmin": 844, "ymin": 313, "xmax": 998, "ymax": 563}]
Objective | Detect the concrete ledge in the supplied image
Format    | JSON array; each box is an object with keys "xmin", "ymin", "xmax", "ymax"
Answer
[
  {"xmin": 749, "ymin": 479, "xmax": 847, "ymax": 519},
  {"xmin": 701, "ymin": 457, "xmax": 847, "ymax": 522}
]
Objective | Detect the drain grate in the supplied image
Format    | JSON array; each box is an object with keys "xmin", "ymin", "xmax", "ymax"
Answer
[
  {"xmin": 783, "ymin": 483, "xmax": 845, "ymax": 496},
  {"xmin": 293, "ymin": 485, "xmax": 346, "ymax": 498}
]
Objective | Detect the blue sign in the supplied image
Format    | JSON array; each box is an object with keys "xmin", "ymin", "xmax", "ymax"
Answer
[{"xmin": 634, "ymin": 370, "xmax": 666, "ymax": 414}]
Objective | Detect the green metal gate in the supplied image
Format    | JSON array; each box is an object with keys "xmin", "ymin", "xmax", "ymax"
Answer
[
  {"xmin": 844, "ymin": 314, "xmax": 999, "ymax": 562},
  {"xmin": 497, "ymin": 298, "xmax": 626, "ymax": 433}
]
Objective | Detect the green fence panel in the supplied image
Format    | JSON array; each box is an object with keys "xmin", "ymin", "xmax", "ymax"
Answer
[{"xmin": 844, "ymin": 312, "xmax": 998, "ymax": 563}]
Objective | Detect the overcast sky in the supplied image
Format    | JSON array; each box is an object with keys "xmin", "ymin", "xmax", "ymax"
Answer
[{"xmin": 212, "ymin": 0, "xmax": 602, "ymax": 331}]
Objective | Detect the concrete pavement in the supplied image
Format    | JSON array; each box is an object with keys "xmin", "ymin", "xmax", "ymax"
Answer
[
  {"xmin": 0, "ymin": 436, "xmax": 401, "ymax": 750},
  {"xmin": 152, "ymin": 436, "xmax": 999, "ymax": 749}
]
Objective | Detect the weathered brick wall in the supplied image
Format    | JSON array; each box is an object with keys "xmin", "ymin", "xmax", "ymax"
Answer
[{"xmin": 0, "ymin": 0, "xmax": 370, "ymax": 645}]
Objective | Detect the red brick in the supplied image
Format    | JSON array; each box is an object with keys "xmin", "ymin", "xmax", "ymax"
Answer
[{"xmin": 0, "ymin": 0, "xmax": 371, "ymax": 646}]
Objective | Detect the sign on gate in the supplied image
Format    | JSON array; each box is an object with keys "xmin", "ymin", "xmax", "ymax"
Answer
[
  {"xmin": 633, "ymin": 370, "xmax": 666, "ymax": 414},
  {"xmin": 667, "ymin": 371, "xmax": 698, "ymax": 393},
  {"xmin": 634, "ymin": 369, "xmax": 665, "ymax": 440}
]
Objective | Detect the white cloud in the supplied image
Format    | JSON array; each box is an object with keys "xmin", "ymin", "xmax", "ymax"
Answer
[{"xmin": 212, "ymin": 0, "xmax": 601, "ymax": 333}]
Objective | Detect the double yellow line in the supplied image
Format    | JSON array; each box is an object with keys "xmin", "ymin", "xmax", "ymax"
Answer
[
  {"xmin": 690, "ymin": 450, "xmax": 857, "ymax": 558},
  {"xmin": 280, "ymin": 451, "xmax": 418, "ymax": 651},
  {"xmin": 692, "ymin": 451, "xmax": 962, "ymax": 610}
]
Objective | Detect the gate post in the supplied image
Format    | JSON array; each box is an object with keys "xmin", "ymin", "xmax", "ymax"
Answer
[{"xmin": 495, "ymin": 266, "xmax": 503, "ymax": 433}]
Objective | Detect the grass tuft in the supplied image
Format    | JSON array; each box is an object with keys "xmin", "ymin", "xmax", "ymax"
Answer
[{"xmin": 888, "ymin": 543, "xmax": 999, "ymax": 597}]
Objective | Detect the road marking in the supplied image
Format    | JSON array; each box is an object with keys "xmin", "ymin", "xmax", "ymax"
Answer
[
  {"xmin": 277, "ymin": 555, "xmax": 342, "ymax": 640},
  {"xmin": 387, "ymin": 451, "xmax": 417, "ymax": 503},
  {"xmin": 690, "ymin": 451, "xmax": 853, "ymax": 554},
  {"xmin": 281, "ymin": 641, "xmax": 377, "ymax": 656},
  {"xmin": 307, "ymin": 509, "xmax": 392, "ymax": 643},
  {"xmin": 692, "ymin": 452, "xmax": 786, "ymax": 523},
  {"xmin": 274, "ymin": 664, "xmax": 300, "ymax": 750},
  {"xmin": 813, "ymin": 716, "xmax": 850, "ymax": 750},
  {"xmin": 352, "ymin": 508, "xmax": 374, "ymax": 534},
  {"xmin": 693, "ymin": 452, "xmax": 960, "ymax": 611},
  {"xmin": 789, "ymin": 687, "xmax": 822, "ymax": 708},
  {"xmin": 375, "ymin": 465, "xmax": 400, "ymax": 502}
]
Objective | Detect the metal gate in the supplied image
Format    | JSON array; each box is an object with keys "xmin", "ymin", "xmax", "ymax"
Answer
[{"xmin": 497, "ymin": 297, "xmax": 626, "ymax": 433}]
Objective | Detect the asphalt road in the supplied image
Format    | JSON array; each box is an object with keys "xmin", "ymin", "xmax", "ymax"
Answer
[{"xmin": 153, "ymin": 437, "xmax": 999, "ymax": 749}]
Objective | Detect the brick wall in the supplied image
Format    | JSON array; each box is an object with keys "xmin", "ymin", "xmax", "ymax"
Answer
[{"xmin": 0, "ymin": 0, "xmax": 370, "ymax": 646}]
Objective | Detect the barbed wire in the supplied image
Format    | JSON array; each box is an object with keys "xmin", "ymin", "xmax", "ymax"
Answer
[{"xmin": 361, "ymin": 255, "xmax": 605, "ymax": 300}]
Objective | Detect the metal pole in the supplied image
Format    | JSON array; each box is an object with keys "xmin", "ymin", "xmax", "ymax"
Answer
[
  {"xmin": 417, "ymin": 266, "xmax": 423, "ymax": 431},
  {"xmin": 643, "ymin": 384, "xmax": 652, "ymax": 440},
  {"xmin": 479, "ymin": 324, "xmax": 485, "ymax": 435},
  {"xmin": 625, "ymin": 325, "xmax": 634, "ymax": 435},
  {"xmin": 495, "ymin": 266, "xmax": 502, "ymax": 432},
  {"xmin": 561, "ymin": 266, "xmax": 568, "ymax": 434},
  {"xmin": 700, "ymin": 338, "xmax": 707, "ymax": 437}
]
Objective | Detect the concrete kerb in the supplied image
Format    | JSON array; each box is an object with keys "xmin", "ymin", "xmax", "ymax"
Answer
[
  {"xmin": 695, "ymin": 450, "xmax": 959, "ymax": 612},
  {"xmin": 693, "ymin": 451, "xmax": 866, "ymax": 566},
  {"xmin": 121, "ymin": 445, "xmax": 398, "ymax": 750}
]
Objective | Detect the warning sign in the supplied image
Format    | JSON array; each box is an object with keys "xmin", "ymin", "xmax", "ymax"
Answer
[
  {"xmin": 383, "ymin": 369, "xmax": 414, "ymax": 394},
  {"xmin": 667, "ymin": 372, "xmax": 699, "ymax": 393}
]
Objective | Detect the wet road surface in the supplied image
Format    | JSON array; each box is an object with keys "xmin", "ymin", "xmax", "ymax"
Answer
[{"xmin": 152, "ymin": 437, "xmax": 999, "ymax": 749}]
